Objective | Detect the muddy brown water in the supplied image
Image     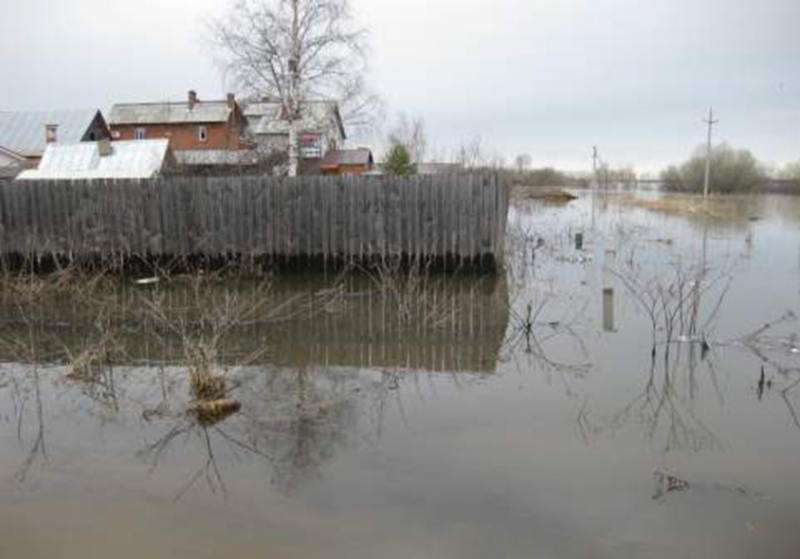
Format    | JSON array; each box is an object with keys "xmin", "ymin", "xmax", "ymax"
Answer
[{"xmin": 1, "ymin": 191, "xmax": 800, "ymax": 558}]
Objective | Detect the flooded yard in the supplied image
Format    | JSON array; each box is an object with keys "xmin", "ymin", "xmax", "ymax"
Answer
[{"xmin": 2, "ymin": 191, "xmax": 800, "ymax": 558}]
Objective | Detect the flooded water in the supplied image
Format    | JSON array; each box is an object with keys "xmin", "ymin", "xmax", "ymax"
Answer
[{"xmin": 2, "ymin": 191, "xmax": 800, "ymax": 558}]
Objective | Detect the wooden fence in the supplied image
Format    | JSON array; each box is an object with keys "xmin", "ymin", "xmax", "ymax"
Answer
[{"xmin": 0, "ymin": 174, "xmax": 508, "ymax": 270}]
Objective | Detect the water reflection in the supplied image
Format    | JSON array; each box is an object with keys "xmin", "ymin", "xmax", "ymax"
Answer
[
  {"xmin": 0, "ymin": 273, "xmax": 510, "ymax": 373},
  {"xmin": 0, "ymin": 270, "xmax": 511, "ymax": 496}
]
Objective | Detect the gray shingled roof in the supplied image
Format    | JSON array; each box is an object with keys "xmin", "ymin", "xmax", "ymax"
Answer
[
  {"xmin": 243, "ymin": 100, "xmax": 346, "ymax": 139},
  {"xmin": 321, "ymin": 148, "xmax": 373, "ymax": 168},
  {"xmin": 109, "ymin": 101, "xmax": 232, "ymax": 126},
  {"xmin": 0, "ymin": 110, "xmax": 102, "ymax": 158}
]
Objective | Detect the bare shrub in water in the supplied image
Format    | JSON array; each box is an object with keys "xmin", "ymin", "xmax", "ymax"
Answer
[
  {"xmin": 661, "ymin": 143, "xmax": 767, "ymax": 194},
  {"xmin": 361, "ymin": 257, "xmax": 452, "ymax": 329}
]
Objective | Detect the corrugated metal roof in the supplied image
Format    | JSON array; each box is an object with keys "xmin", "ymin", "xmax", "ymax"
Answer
[
  {"xmin": 0, "ymin": 110, "xmax": 102, "ymax": 158},
  {"xmin": 244, "ymin": 101, "xmax": 345, "ymax": 139},
  {"xmin": 17, "ymin": 140, "xmax": 171, "ymax": 180},
  {"xmin": 109, "ymin": 101, "xmax": 232, "ymax": 125}
]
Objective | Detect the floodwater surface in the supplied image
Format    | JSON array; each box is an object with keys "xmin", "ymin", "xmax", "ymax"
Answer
[{"xmin": 1, "ymin": 191, "xmax": 799, "ymax": 558}]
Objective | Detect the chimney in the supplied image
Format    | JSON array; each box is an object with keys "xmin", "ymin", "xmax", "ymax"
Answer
[
  {"xmin": 188, "ymin": 90, "xmax": 198, "ymax": 110},
  {"xmin": 227, "ymin": 93, "xmax": 236, "ymax": 110},
  {"xmin": 45, "ymin": 124, "xmax": 58, "ymax": 144},
  {"xmin": 98, "ymin": 138, "xmax": 112, "ymax": 157}
]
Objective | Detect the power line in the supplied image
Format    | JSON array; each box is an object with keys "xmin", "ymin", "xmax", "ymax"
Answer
[{"xmin": 702, "ymin": 107, "xmax": 719, "ymax": 198}]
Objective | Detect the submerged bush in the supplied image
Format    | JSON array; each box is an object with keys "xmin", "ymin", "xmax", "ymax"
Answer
[{"xmin": 661, "ymin": 143, "xmax": 767, "ymax": 194}]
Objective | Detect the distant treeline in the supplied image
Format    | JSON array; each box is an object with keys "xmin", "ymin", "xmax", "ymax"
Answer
[
  {"xmin": 662, "ymin": 144, "xmax": 800, "ymax": 194},
  {"xmin": 501, "ymin": 168, "xmax": 590, "ymax": 188}
]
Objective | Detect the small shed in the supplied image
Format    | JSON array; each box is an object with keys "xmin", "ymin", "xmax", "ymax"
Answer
[
  {"xmin": 17, "ymin": 139, "xmax": 174, "ymax": 180},
  {"xmin": 320, "ymin": 148, "xmax": 374, "ymax": 175}
]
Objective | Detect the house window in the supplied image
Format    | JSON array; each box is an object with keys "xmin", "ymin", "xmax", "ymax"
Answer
[
  {"xmin": 198, "ymin": 126, "xmax": 208, "ymax": 143},
  {"xmin": 299, "ymin": 133, "xmax": 322, "ymax": 159},
  {"xmin": 134, "ymin": 127, "xmax": 146, "ymax": 140}
]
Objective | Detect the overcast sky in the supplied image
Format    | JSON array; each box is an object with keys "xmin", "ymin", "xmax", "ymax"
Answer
[{"xmin": 1, "ymin": 0, "xmax": 798, "ymax": 172}]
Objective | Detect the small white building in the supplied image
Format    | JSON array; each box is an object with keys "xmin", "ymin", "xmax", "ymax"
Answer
[{"xmin": 17, "ymin": 139, "xmax": 174, "ymax": 180}]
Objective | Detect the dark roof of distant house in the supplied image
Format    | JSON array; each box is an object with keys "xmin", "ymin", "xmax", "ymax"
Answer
[
  {"xmin": 0, "ymin": 110, "xmax": 104, "ymax": 158},
  {"xmin": 109, "ymin": 100, "xmax": 234, "ymax": 126},
  {"xmin": 321, "ymin": 148, "xmax": 373, "ymax": 169}
]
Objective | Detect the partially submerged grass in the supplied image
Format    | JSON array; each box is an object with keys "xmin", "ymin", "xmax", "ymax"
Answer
[
  {"xmin": 511, "ymin": 185, "xmax": 577, "ymax": 204},
  {"xmin": 185, "ymin": 341, "xmax": 227, "ymax": 401},
  {"xmin": 613, "ymin": 193, "xmax": 763, "ymax": 223}
]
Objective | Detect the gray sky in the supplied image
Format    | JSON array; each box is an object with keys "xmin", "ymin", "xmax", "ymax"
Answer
[{"xmin": 2, "ymin": 0, "xmax": 798, "ymax": 172}]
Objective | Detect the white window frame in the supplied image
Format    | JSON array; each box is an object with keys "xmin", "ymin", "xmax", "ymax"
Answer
[
  {"xmin": 299, "ymin": 133, "xmax": 322, "ymax": 159},
  {"xmin": 198, "ymin": 125, "xmax": 208, "ymax": 143},
  {"xmin": 134, "ymin": 127, "xmax": 146, "ymax": 140}
]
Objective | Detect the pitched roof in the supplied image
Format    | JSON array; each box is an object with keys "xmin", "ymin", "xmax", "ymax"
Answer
[
  {"xmin": 0, "ymin": 145, "xmax": 27, "ymax": 179},
  {"xmin": 321, "ymin": 148, "xmax": 373, "ymax": 169},
  {"xmin": 0, "ymin": 110, "xmax": 104, "ymax": 158},
  {"xmin": 17, "ymin": 140, "xmax": 171, "ymax": 180},
  {"xmin": 244, "ymin": 100, "xmax": 346, "ymax": 140},
  {"xmin": 109, "ymin": 101, "xmax": 233, "ymax": 126}
]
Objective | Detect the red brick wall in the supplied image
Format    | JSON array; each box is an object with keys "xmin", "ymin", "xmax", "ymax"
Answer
[{"xmin": 111, "ymin": 112, "xmax": 243, "ymax": 151}]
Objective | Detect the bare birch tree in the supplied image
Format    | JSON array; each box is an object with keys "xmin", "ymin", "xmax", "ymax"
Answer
[
  {"xmin": 209, "ymin": 0, "xmax": 382, "ymax": 176},
  {"xmin": 514, "ymin": 153, "xmax": 532, "ymax": 174},
  {"xmin": 455, "ymin": 135, "xmax": 486, "ymax": 169}
]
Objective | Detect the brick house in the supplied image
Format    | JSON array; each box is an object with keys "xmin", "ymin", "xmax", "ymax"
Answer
[{"xmin": 108, "ymin": 91, "xmax": 250, "ymax": 157}]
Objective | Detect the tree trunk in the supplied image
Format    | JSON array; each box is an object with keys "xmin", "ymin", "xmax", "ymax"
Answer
[
  {"xmin": 288, "ymin": 0, "xmax": 301, "ymax": 178},
  {"xmin": 288, "ymin": 121, "xmax": 299, "ymax": 177}
]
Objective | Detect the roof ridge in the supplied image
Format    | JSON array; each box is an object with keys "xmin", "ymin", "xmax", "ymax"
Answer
[
  {"xmin": 0, "ymin": 108, "xmax": 98, "ymax": 115},
  {"xmin": 111, "ymin": 100, "xmax": 231, "ymax": 107}
]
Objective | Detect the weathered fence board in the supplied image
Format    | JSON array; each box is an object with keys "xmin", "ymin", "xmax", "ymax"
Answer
[{"xmin": 0, "ymin": 174, "xmax": 508, "ymax": 270}]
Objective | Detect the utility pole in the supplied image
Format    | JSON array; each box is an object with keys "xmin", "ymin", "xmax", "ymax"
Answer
[{"xmin": 702, "ymin": 107, "xmax": 719, "ymax": 198}]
